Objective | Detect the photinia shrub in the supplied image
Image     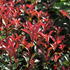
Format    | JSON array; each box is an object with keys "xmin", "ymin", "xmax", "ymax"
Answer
[{"xmin": 0, "ymin": 0, "xmax": 70, "ymax": 70}]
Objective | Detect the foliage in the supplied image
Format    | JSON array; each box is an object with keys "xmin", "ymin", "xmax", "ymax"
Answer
[{"xmin": 0, "ymin": 0, "xmax": 70, "ymax": 70}]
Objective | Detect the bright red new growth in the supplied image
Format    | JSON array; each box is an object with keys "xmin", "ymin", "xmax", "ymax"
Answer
[{"xmin": 0, "ymin": 0, "xmax": 70, "ymax": 70}]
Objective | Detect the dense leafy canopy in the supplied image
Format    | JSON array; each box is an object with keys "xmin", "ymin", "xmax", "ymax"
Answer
[{"xmin": 0, "ymin": 0, "xmax": 70, "ymax": 70}]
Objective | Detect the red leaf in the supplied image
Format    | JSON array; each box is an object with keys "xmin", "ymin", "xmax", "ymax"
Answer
[
  {"xmin": 0, "ymin": 27, "xmax": 3, "ymax": 31},
  {"xmin": 53, "ymin": 54, "xmax": 61, "ymax": 62},
  {"xmin": 59, "ymin": 44, "xmax": 65, "ymax": 50},
  {"xmin": 56, "ymin": 36, "xmax": 65, "ymax": 44},
  {"xmin": 39, "ymin": 32, "xmax": 50, "ymax": 42},
  {"xmin": 21, "ymin": 29, "xmax": 30, "ymax": 35},
  {"xmin": 60, "ymin": 10, "xmax": 70, "ymax": 19}
]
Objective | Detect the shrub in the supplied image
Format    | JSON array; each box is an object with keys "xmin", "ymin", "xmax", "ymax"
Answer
[{"xmin": 0, "ymin": 0, "xmax": 70, "ymax": 70}]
